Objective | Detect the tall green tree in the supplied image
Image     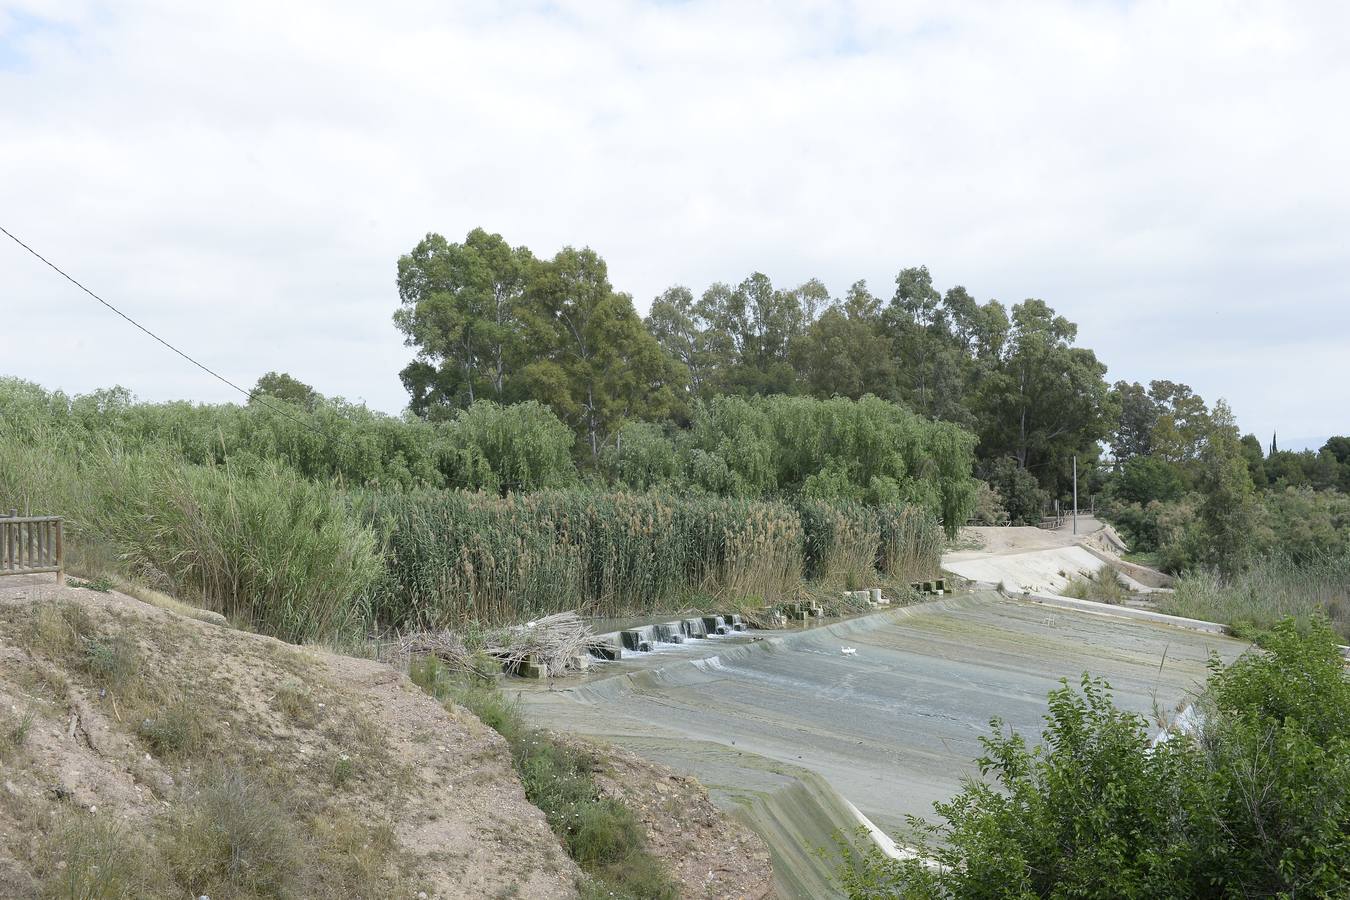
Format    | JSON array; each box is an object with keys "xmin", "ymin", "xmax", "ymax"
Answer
[
  {"xmin": 645, "ymin": 285, "xmax": 717, "ymax": 407},
  {"xmin": 521, "ymin": 247, "xmax": 681, "ymax": 458},
  {"xmin": 695, "ymin": 273, "xmax": 806, "ymax": 395},
  {"xmin": 1111, "ymin": 380, "xmax": 1159, "ymax": 461},
  {"xmin": 1148, "ymin": 380, "xmax": 1212, "ymax": 466},
  {"xmin": 394, "ymin": 228, "xmax": 535, "ymax": 415},
  {"xmin": 974, "ymin": 300, "xmax": 1115, "ymax": 492},
  {"xmin": 251, "ymin": 372, "xmax": 320, "ymax": 411},
  {"xmin": 790, "ymin": 281, "xmax": 895, "ymax": 400},
  {"xmin": 1197, "ymin": 400, "xmax": 1259, "ymax": 576}
]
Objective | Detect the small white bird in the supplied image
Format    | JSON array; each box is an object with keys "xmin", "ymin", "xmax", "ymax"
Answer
[{"xmin": 841, "ymin": 647, "xmax": 857, "ymax": 655}]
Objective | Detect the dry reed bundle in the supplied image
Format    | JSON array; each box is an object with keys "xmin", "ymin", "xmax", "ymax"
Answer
[{"xmin": 396, "ymin": 611, "xmax": 603, "ymax": 677}]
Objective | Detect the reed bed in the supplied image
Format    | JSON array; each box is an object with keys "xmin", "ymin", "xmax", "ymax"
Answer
[
  {"xmin": 796, "ymin": 499, "xmax": 880, "ymax": 587},
  {"xmin": 879, "ymin": 504, "xmax": 943, "ymax": 582},
  {"xmin": 4, "ymin": 424, "xmax": 947, "ymax": 639},
  {"xmin": 1163, "ymin": 553, "xmax": 1350, "ymax": 640},
  {"xmin": 0, "ymin": 436, "xmax": 381, "ymax": 643},
  {"xmin": 365, "ymin": 490, "xmax": 806, "ymax": 628}
]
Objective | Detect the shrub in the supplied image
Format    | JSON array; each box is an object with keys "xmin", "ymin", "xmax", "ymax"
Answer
[
  {"xmin": 161, "ymin": 767, "xmax": 302, "ymax": 898},
  {"xmin": 137, "ymin": 694, "xmax": 205, "ymax": 757},
  {"xmin": 41, "ymin": 815, "xmax": 168, "ymax": 899},
  {"xmin": 80, "ymin": 633, "xmax": 140, "ymax": 693},
  {"xmin": 979, "ymin": 458, "xmax": 1048, "ymax": 525},
  {"xmin": 1061, "ymin": 568, "xmax": 1130, "ymax": 605}
]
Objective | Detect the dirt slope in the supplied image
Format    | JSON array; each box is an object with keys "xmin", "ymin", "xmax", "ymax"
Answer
[
  {"xmin": 555, "ymin": 735, "xmax": 774, "ymax": 899},
  {"xmin": 0, "ymin": 574, "xmax": 579, "ymax": 899}
]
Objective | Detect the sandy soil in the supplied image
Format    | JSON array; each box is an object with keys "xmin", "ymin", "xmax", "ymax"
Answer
[{"xmin": 0, "ymin": 573, "xmax": 579, "ymax": 899}]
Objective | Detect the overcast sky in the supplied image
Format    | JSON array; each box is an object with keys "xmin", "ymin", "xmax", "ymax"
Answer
[{"xmin": 2, "ymin": 0, "xmax": 1346, "ymax": 449}]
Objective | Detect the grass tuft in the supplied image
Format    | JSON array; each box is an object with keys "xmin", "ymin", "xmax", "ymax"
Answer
[{"xmin": 161, "ymin": 767, "xmax": 302, "ymax": 899}]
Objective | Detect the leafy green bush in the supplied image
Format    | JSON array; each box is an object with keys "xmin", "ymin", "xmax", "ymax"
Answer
[
  {"xmin": 840, "ymin": 619, "xmax": 1350, "ymax": 898},
  {"xmin": 683, "ymin": 394, "xmax": 979, "ymax": 532},
  {"xmin": 979, "ymin": 458, "xmax": 1048, "ymax": 525}
]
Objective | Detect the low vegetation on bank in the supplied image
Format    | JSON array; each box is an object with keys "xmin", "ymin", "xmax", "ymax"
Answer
[
  {"xmin": 0, "ymin": 587, "xmax": 582, "ymax": 899},
  {"xmin": 410, "ymin": 655, "xmax": 678, "ymax": 900},
  {"xmin": 1162, "ymin": 553, "xmax": 1350, "ymax": 641}
]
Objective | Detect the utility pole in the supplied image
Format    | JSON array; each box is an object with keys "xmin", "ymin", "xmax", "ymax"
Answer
[{"xmin": 1072, "ymin": 455, "xmax": 1078, "ymax": 535}]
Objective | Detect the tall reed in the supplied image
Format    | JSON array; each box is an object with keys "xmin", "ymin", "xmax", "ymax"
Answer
[
  {"xmin": 1163, "ymin": 553, "xmax": 1350, "ymax": 640},
  {"xmin": 796, "ymin": 499, "xmax": 880, "ymax": 586},
  {"xmin": 366, "ymin": 490, "xmax": 805, "ymax": 627},
  {"xmin": 878, "ymin": 504, "xmax": 943, "ymax": 582},
  {"xmin": 0, "ymin": 434, "xmax": 381, "ymax": 642}
]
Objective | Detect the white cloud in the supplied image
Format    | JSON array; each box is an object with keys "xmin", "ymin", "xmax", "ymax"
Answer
[{"xmin": 2, "ymin": 0, "xmax": 1347, "ymax": 446}]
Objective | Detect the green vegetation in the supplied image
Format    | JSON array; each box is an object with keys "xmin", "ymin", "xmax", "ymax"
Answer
[
  {"xmin": 410, "ymin": 655, "xmax": 677, "ymax": 900},
  {"xmin": 1163, "ymin": 553, "xmax": 1350, "ymax": 640},
  {"xmin": 2, "ymin": 378, "xmax": 949, "ymax": 639},
  {"xmin": 399, "ymin": 233, "xmax": 1114, "ymax": 505},
  {"xmin": 370, "ymin": 490, "xmax": 808, "ymax": 627},
  {"xmin": 1098, "ymin": 378, "xmax": 1350, "ymax": 635},
  {"xmin": 839, "ymin": 619, "xmax": 1350, "ymax": 898},
  {"xmin": 1061, "ymin": 568, "xmax": 1130, "ymax": 605}
]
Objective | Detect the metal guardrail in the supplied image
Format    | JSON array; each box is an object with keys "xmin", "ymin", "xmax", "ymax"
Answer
[{"xmin": 0, "ymin": 510, "xmax": 64, "ymax": 582}]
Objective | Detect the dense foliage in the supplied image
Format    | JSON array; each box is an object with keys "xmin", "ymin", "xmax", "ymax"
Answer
[
  {"xmin": 399, "ymin": 231, "xmax": 1117, "ymax": 501},
  {"xmin": 1, "ymin": 381, "xmax": 947, "ymax": 638},
  {"xmin": 840, "ymin": 619, "xmax": 1350, "ymax": 898}
]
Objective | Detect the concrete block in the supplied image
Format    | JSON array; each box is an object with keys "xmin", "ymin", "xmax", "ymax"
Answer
[
  {"xmin": 934, "ymin": 578, "xmax": 946, "ymax": 592},
  {"xmin": 567, "ymin": 653, "xmax": 591, "ymax": 672},
  {"xmin": 701, "ymin": 615, "xmax": 726, "ymax": 634},
  {"xmin": 654, "ymin": 622, "xmax": 685, "ymax": 643},
  {"xmin": 621, "ymin": 627, "xmax": 658, "ymax": 651},
  {"xmin": 588, "ymin": 641, "xmax": 622, "ymax": 661},
  {"xmin": 516, "ymin": 656, "xmax": 547, "ymax": 679},
  {"xmin": 682, "ymin": 618, "xmax": 708, "ymax": 638},
  {"xmin": 870, "ymin": 588, "xmax": 882, "ymax": 604}
]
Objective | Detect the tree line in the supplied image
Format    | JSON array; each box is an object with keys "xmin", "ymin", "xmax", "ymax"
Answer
[
  {"xmin": 393, "ymin": 228, "xmax": 1113, "ymax": 500},
  {"xmin": 391, "ymin": 227, "xmax": 1350, "ymax": 572},
  {"xmin": 1099, "ymin": 378, "xmax": 1350, "ymax": 576}
]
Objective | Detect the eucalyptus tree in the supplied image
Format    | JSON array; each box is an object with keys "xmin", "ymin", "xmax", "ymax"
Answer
[
  {"xmin": 974, "ymin": 299, "xmax": 1115, "ymax": 492},
  {"xmin": 394, "ymin": 228, "xmax": 535, "ymax": 414},
  {"xmin": 521, "ymin": 246, "xmax": 681, "ymax": 459}
]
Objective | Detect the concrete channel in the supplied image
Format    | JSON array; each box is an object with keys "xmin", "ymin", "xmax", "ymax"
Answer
[{"xmin": 514, "ymin": 590, "xmax": 1251, "ymax": 898}]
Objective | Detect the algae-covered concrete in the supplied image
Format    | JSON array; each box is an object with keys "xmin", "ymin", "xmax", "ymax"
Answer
[{"xmin": 518, "ymin": 592, "xmax": 1250, "ymax": 898}]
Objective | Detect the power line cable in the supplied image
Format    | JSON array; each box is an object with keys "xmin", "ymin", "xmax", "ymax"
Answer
[{"xmin": 1, "ymin": 224, "xmax": 349, "ymax": 446}]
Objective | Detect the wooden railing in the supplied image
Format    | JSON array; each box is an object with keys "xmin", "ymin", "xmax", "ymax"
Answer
[{"xmin": 0, "ymin": 510, "xmax": 64, "ymax": 582}]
